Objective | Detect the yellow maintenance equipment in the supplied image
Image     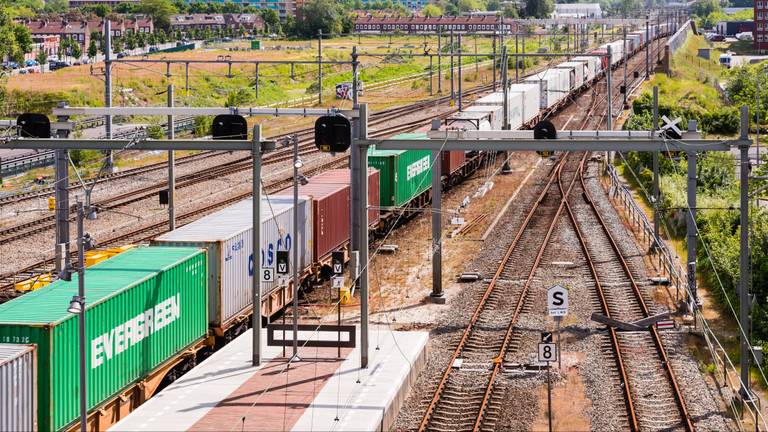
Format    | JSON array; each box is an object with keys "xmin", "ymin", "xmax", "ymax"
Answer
[
  {"xmin": 47, "ymin": 197, "xmax": 55, "ymax": 211},
  {"xmin": 339, "ymin": 287, "xmax": 351, "ymax": 305},
  {"xmin": 14, "ymin": 273, "xmax": 53, "ymax": 292}
]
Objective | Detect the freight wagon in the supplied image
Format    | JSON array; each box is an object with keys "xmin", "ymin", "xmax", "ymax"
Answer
[
  {"xmin": 0, "ymin": 247, "xmax": 208, "ymax": 432},
  {"xmin": 367, "ymin": 133, "xmax": 433, "ymax": 214},
  {"xmin": 311, "ymin": 168, "xmax": 381, "ymax": 226},
  {"xmin": 509, "ymin": 83, "xmax": 541, "ymax": 126},
  {"xmin": 152, "ymin": 197, "xmax": 313, "ymax": 335},
  {"xmin": 555, "ymin": 61, "xmax": 587, "ymax": 89},
  {"xmin": 474, "ymin": 92, "xmax": 518, "ymax": 129},
  {"xmin": 0, "ymin": 344, "xmax": 36, "ymax": 431},
  {"xmin": 524, "ymin": 69, "xmax": 571, "ymax": 110},
  {"xmin": 572, "ymin": 56, "xmax": 602, "ymax": 82}
]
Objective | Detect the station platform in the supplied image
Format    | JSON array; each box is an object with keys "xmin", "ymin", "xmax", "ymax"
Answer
[{"xmin": 109, "ymin": 326, "xmax": 428, "ymax": 432}]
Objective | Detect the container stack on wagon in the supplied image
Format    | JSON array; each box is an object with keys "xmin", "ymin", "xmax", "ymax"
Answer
[
  {"xmin": 311, "ymin": 168, "xmax": 381, "ymax": 227},
  {"xmin": 367, "ymin": 133, "xmax": 433, "ymax": 209},
  {"xmin": 152, "ymin": 197, "xmax": 312, "ymax": 325},
  {"xmin": 0, "ymin": 344, "xmax": 36, "ymax": 432},
  {"xmin": 0, "ymin": 247, "xmax": 208, "ymax": 432}
]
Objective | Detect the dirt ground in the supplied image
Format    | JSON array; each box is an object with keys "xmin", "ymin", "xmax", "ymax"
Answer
[
  {"xmin": 302, "ymin": 152, "xmax": 542, "ymax": 326},
  {"xmin": 531, "ymin": 352, "xmax": 593, "ymax": 432}
]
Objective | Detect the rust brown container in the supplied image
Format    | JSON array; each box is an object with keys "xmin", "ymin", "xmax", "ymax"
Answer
[
  {"xmin": 440, "ymin": 151, "xmax": 466, "ymax": 176},
  {"xmin": 311, "ymin": 168, "xmax": 381, "ymax": 225}
]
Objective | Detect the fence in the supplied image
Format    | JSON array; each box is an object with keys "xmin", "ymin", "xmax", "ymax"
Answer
[
  {"xmin": 603, "ymin": 162, "xmax": 765, "ymax": 431},
  {"xmin": 663, "ymin": 20, "xmax": 698, "ymax": 73}
]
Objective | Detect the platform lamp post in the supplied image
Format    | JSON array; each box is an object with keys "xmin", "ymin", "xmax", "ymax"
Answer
[{"xmin": 65, "ymin": 201, "xmax": 94, "ymax": 432}]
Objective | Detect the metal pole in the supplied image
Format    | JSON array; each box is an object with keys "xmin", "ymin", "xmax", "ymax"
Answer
[
  {"xmin": 185, "ymin": 62, "xmax": 189, "ymax": 96},
  {"xmin": 252, "ymin": 124, "xmax": 262, "ymax": 367},
  {"xmin": 547, "ymin": 364, "xmax": 553, "ymax": 432},
  {"xmin": 438, "ymin": 27, "xmax": 442, "ymax": 94},
  {"xmin": 757, "ymin": 70, "xmax": 761, "ymax": 167},
  {"xmin": 167, "ymin": 85, "xmax": 175, "ymax": 231},
  {"xmin": 474, "ymin": 34, "xmax": 478, "ymax": 75},
  {"xmin": 55, "ymin": 104, "xmax": 70, "ymax": 274},
  {"xmin": 607, "ymin": 47, "xmax": 613, "ymax": 131},
  {"xmin": 501, "ymin": 46, "xmax": 511, "ymax": 174},
  {"xmin": 358, "ymin": 104, "xmax": 370, "ymax": 368},
  {"xmin": 686, "ymin": 148, "xmax": 697, "ymax": 308},
  {"xmin": 458, "ymin": 33, "xmax": 463, "ymax": 111},
  {"xmin": 657, "ymin": 15, "xmax": 661, "ymax": 65},
  {"xmin": 739, "ymin": 105, "xmax": 751, "ymax": 400},
  {"xmin": 522, "ymin": 31, "xmax": 526, "ymax": 76},
  {"xmin": 515, "ymin": 32, "xmax": 519, "ymax": 83},
  {"xmin": 76, "ymin": 201, "xmax": 87, "ymax": 432},
  {"xmin": 350, "ymin": 48, "xmax": 360, "ymax": 293},
  {"xmin": 450, "ymin": 30, "xmax": 455, "ymax": 102},
  {"xmin": 623, "ymin": 26, "xmax": 628, "ymax": 107},
  {"xmin": 292, "ymin": 134, "xmax": 299, "ymax": 360},
  {"xmin": 645, "ymin": 14, "xmax": 650, "ymax": 78},
  {"xmin": 104, "ymin": 20, "xmax": 113, "ymax": 169},
  {"xmin": 492, "ymin": 34, "xmax": 497, "ymax": 90},
  {"xmin": 429, "ymin": 55, "xmax": 433, "ymax": 95},
  {"xmin": 255, "ymin": 63, "xmax": 260, "ymax": 99},
  {"xmin": 318, "ymin": 30, "xmax": 323, "ymax": 105},
  {"xmin": 430, "ymin": 119, "xmax": 444, "ymax": 303},
  {"xmin": 652, "ymin": 86, "xmax": 660, "ymax": 244}
]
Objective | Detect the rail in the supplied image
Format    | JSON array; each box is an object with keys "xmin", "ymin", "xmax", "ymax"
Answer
[{"xmin": 603, "ymin": 162, "xmax": 766, "ymax": 431}]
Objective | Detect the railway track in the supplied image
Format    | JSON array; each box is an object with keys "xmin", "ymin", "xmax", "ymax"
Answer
[
  {"xmin": 565, "ymin": 156, "xmax": 693, "ymax": 431},
  {"xmin": 0, "ymin": 97, "xmax": 477, "ymax": 299},
  {"xmin": 417, "ymin": 153, "xmax": 579, "ymax": 431}
]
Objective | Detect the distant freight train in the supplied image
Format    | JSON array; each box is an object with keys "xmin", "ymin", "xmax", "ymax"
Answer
[{"xmin": 0, "ymin": 21, "xmax": 674, "ymax": 431}]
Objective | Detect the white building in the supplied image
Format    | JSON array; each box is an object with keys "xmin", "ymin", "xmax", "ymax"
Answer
[{"xmin": 553, "ymin": 3, "xmax": 603, "ymax": 18}]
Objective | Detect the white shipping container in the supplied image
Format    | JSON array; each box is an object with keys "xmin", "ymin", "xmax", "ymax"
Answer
[
  {"xmin": 572, "ymin": 56, "xmax": 600, "ymax": 81},
  {"xmin": 152, "ymin": 197, "xmax": 313, "ymax": 329},
  {"xmin": 464, "ymin": 105, "xmax": 503, "ymax": 129},
  {"xmin": 508, "ymin": 83, "xmax": 540, "ymax": 126},
  {"xmin": 556, "ymin": 62, "xmax": 586, "ymax": 88},
  {"xmin": 0, "ymin": 344, "xmax": 36, "ymax": 432},
  {"xmin": 525, "ymin": 69, "xmax": 570, "ymax": 109},
  {"xmin": 475, "ymin": 92, "xmax": 516, "ymax": 129},
  {"xmin": 607, "ymin": 40, "xmax": 624, "ymax": 65}
]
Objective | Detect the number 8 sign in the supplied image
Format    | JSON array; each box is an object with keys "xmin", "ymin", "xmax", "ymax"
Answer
[
  {"xmin": 261, "ymin": 267, "xmax": 275, "ymax": 282},
  {"xmin": 538, "ymin": 343, "xmax": 558, "ymax": 363}
]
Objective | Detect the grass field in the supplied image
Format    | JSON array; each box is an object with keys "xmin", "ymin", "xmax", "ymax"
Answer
[{"xmin": 4, "ymin": 31, "xmax": 611, "ymax": 118}]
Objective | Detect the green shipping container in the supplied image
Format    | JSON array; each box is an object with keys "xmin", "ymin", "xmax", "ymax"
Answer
[
  {"xmin": 251, "ymin": 40, "xmax": 261, "ymax": 50},
  {"xmin": 367, "ymin": 133, "xmax": 432, "ymax": 208},
  {"xmin": 0, "ymin": 247, "xmax": 208, "ymax": 431}
]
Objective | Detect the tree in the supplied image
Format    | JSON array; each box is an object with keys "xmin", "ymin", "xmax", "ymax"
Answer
[
  {"xmin": 486, "ymin": 0, "xmax": 500, "ymax": 11},
  {"xmin": 87, "ymin": 39, "xmax": 97, "ymax": 59},
  {"xmin": 421, "ymin": 4, "xmax": 442, "ymax": 17},
  {"xmin": 112, "ymin": 36, "xmax": 124, "ymax": 53},
  {"xmin": 293, "ymin": 0, "xmax": 343, "ymax": 38},
  {"xmin": 0, "ymin": 6, "xmax": 33, "ymax": 64},
  {"xmin": 458, "ymin": 0, "xmax": 484, "ymax": 13},
  {"xmin": 524, "ymin": 0, "xmax": 554, "ymax": 18},
  {"xmin": 70, "ymin": 41, "xmax": 82, "ymax": 60},
  {"xmin": 35, "ymin": 50, "xmax": 47, "ymax": 71},
  {"xmin": 691, "ymin": 0, "xmax": 720, "ymax": 17},
  {"xmin": 139, "ymin": 0, "xmax": 177, "ymax": 31},
  {"xmin": 260, "ymin": 8, "xmax": 280, "ymax": 34},
  {"xmin": 125, "ymin": 32, "xmax": 136, "ymax": 50},
  {"xmin": 81, "ymin": 3, "xmax": 111, "ymax": 17},
  {"xmin": 502, "ymin": 4, "xmax": 519, "ymax": 18}
]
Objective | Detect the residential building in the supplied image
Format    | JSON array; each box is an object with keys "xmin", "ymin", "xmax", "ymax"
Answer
[
  {"xmin": 354, "ymin": 15, "xmax": 517, "ymax": 34},
  {"xmin": 757, "ymin": 0, "xmax": 768, "ymax": 53},
  {"xmin": 23, "ymin": 18, "xmax": 154, "ymax": 51},
  {"xmin": 357, "ymin": 0, "xmax": 429, "ymax": 9},
  {"xmin": 24, "ymin": 35, "xmax": 61, "ymax": 62},
  {"xmin": 169, "ymin": 14, "xmax": 264, "ymax": 33},
  {"xmin": 68, "ymin": 0, "xmax": 140, "ymax": 7},
  {"xmin": 552, "ymin": 3, "xmax": 602, "ymax": 18},
  {"xmin": 176, "ymin": 1, "xmax": 303, "ymax": 18}
]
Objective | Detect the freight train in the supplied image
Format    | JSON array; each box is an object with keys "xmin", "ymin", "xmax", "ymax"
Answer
[{"xmin": 0, "ymin": 22, "xmax": 675, "ymax": 432}]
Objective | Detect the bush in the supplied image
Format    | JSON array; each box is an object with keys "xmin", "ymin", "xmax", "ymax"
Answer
[{"xmin": 193, "ymin": 116, "xmax": 212, "ymax": 137}]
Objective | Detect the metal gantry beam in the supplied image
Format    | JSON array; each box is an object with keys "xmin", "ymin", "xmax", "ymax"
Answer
[{"xmin": 51, "ymin": 106, "xmax": 355, "ymax": 118}]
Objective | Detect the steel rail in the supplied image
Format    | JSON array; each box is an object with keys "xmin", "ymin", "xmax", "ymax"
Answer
[
  {"xmin": 578, "ymin": 158, "xmax": 695, "ymax": 431},
  {"xmin": 470, "ymin": 153, "xmax": 582, "ymax": 431},
  {"xmin": 417, "ymin": 153, "xmax": 568, "ymax": 431},
  {"xmin": 560, "ymin": 155, "xmax": 639, "ymax": 430}
]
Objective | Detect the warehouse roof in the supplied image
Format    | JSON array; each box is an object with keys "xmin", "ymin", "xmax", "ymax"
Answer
[{"xmin": 0, "ymin": 247, "xmax": 203, "ymax": 325}]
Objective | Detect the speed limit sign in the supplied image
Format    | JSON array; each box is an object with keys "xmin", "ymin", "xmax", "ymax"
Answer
[
  {"xmin": 261, "ymin": 267, "xmax": 275, "ymax": 282},
  {"xmin": 538, "ymin": 343, "xmax": 558, "ymax": 363}
]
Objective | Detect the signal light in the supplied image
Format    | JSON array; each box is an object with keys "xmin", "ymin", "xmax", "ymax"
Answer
[
  {"xmin": 17, "ymin": 113, "xmax": 51, "ymax": 138},
  {"xmin": 314, "ymin": 115, "xmax": 351, "ymax": 153},
  {"xmin": 534, "ymin": 120, "xmax": 556, "ymax": 157},
  {"xmin": 212, "ymin": 114, "xmax": 247, "ymax": 140}
]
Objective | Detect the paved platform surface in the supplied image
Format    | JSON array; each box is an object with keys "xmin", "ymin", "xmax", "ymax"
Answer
[{"xmin": 110, "ymin": 327, "xmax": 427, "ymax": 432}]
